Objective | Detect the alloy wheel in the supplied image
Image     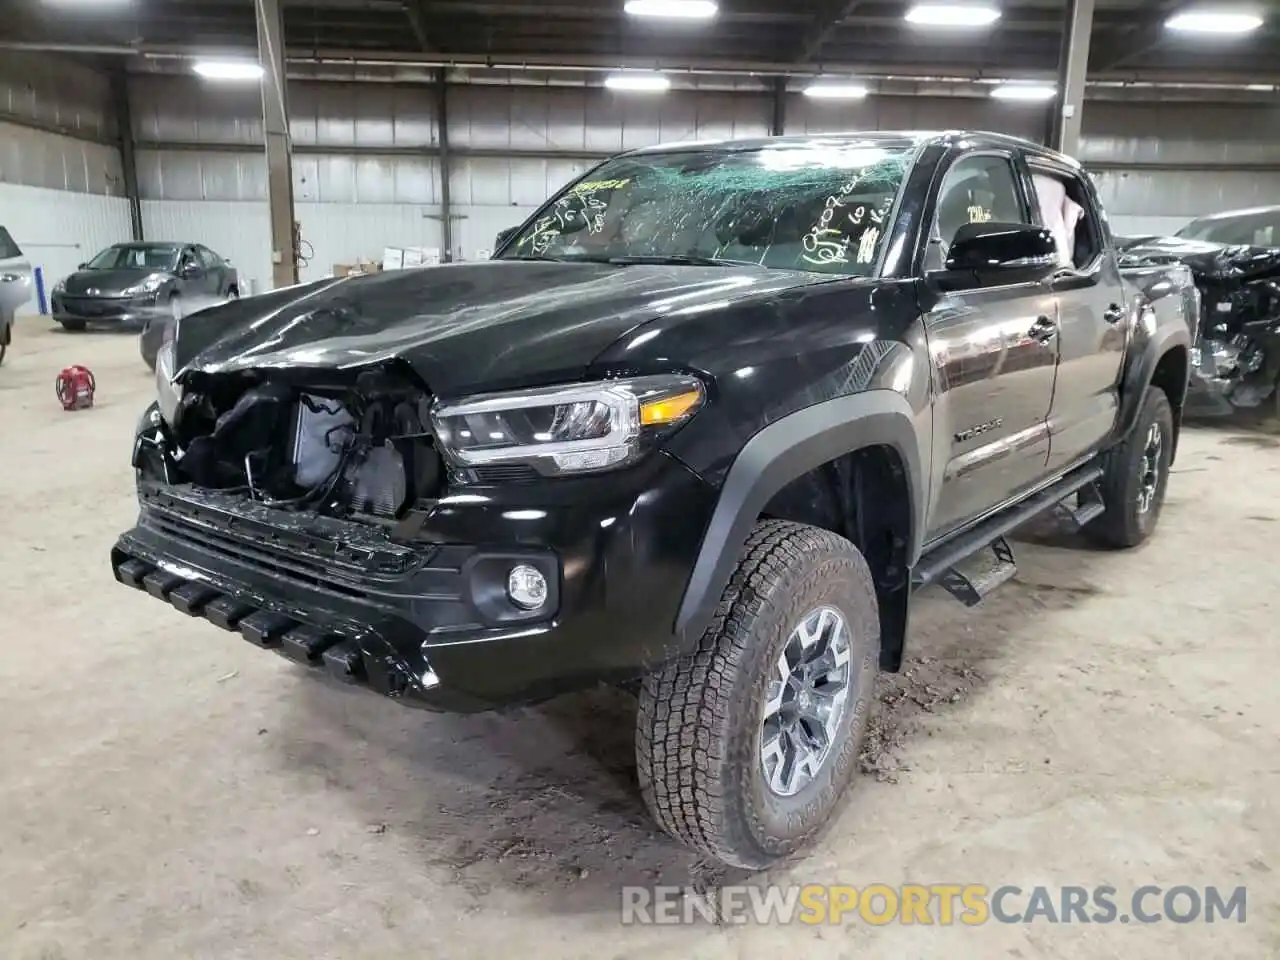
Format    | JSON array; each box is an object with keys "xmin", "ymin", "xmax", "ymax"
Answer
[
  {"xmin": 760, "ymin": 606, "xmax": 853, "ymax": 797},
  {"xmin": 1137, "ymin": 421, "xmax": 1163, "ymax": 514}
]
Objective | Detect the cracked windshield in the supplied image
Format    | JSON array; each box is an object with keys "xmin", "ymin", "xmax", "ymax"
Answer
[{"xmin": 498, "ymin": 143, "xmax": 913, "ymax": 276}]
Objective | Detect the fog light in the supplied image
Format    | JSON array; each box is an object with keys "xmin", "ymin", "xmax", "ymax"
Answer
[{"xmin": 507, "ymin": 564, "xmax": 548, "ymax": 610}]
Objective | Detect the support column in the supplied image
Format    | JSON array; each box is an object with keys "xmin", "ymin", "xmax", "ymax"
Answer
[
  {"xmin": 111, "ymin": 70, "xmax": 143, "ymax": 242},
  {"xmin": 437, "ymin": 71, "xmax": 454, "ymax": 263},
  {"xmin": 256, "ymin": 0, "xmax": 298, "ymax": 289},
  {"xmin": 1051, "ymin": 0, "xmax": 1095, "ymax": 157},
  {"xmin": 770, "ymin": 77, "xmax": 787, "ymax": 136}
]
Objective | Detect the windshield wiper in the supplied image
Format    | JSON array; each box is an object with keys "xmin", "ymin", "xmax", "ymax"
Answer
[
  {"xmin": 498, "ymin": 253, "xmax": 759, "ymax": 268},
  {"xmin": 603, "ymin": 254, "xmax": 759, "ymax": 268}
]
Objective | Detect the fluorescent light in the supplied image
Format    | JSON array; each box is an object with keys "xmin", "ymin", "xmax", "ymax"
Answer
[
  {"xmin": 990, "ymin": 82, "xmax": 1057, "ymax": 101},
  {"xmin": 803, "ymin": 82, "xmax": 870, "ymax": 99},
  {"xmin": 624, "ymin": 0, "xmax": 718, "ymax": 19},
  {"xmin": 604, "ymin": 72, "xmax": 671, "ymax": 92},
  {"xmin": 1166, "ymin": 10, "xmax": 1263, "ymax": 33},
  {"xmin": 906, "ymin": 3, "xmax": 1001, "ymax": 26},
  {"xmin": 193, "ymin": 60, "xmax": 264, "ymax": 81},
  {"xmin": 1246, "ymin": 83, "xmax": 1275, "ymax": 91}
]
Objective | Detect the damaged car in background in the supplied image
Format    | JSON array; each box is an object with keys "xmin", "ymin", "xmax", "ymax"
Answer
[{"xmin": 1117, "ymin": 205, "xmax": 1280, "ymax": 417}]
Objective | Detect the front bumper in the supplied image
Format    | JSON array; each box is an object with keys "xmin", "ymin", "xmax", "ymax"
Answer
[
  {"xmin": 53, "ymin": 293, "xmax": 164, "ymax": 326},
  {"xmin": 112, "ymin": 453, "xmax": 715, "ymax": 712}
]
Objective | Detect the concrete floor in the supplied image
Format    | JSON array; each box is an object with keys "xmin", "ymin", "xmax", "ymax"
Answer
[{"xmin": 1, "ymin": 321, "xmax": 1277, "ymax": 959}]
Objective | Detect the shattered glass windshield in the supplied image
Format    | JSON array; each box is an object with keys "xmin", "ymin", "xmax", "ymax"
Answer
[{"xmin": 497, "ymin": 143, "xmax": 914, "ymax": 276}]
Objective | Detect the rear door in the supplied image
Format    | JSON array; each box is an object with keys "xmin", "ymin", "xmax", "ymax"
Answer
[
  {"xmin": 921, "ymin": 151, "xmax": 1061, "ymax": 540},
  {"xmin": 0, "ymin": 226, "xmax": 33, "ymax": 320},
  {"xmin": 1024, "ymin": 158, "xmax": 1127, "ymax": 473},
  {"xmin": 196, "ymin": 246, "xmax": 227, "ymax": 296}
]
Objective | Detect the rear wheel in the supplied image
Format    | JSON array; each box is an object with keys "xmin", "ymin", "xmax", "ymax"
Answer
[
  {"xmin": 1087, "ymin": 386, "xmax": 1174, "ymax": 548},
  {"xmin": 226, "ymin": 286, "xmax": 240, "ymax": 300},
  {"xmin": 635, "ymin": 520, "xmax": 880, "ymax": 869}
]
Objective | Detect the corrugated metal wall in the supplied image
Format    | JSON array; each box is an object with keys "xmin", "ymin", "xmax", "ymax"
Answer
[
  {"xmin": 0, "ymin": 54, "xmax": 134, "ymax": 312},
  {"xmin": 128, "ymin": 76, "xmax": 1280, "ymax": 280}
]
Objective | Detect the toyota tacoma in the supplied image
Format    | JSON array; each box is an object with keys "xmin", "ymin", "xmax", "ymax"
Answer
[{"xmin": 113, "ymin": 132, "xmax": 1194, "ymax": 869}]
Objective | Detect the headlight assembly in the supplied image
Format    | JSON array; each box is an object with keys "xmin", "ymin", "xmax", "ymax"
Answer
[
  {"xmin": 431, "ymin": 375, "xmax": 705, "ymax": 476},
  {"xmin": 123, "ymin": 276, "xmax": 166, "ymax": 298}
]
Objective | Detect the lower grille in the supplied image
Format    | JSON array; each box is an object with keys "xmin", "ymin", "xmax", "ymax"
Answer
[{"xmin": 145, "ymin": 512, "xmax": 374, "ymax": 598}]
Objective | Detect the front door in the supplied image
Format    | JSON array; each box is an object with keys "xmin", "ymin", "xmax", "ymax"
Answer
[
  {"xmin": 1026, "ymin": 163, "xmax": 1128, "ymax": 472},
  {"xmin": 922, "ymin": 152, "xmax": 1061, "ymax": 541}
]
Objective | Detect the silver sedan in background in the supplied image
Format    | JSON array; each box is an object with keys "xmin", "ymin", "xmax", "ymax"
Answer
[{"xmin": 0, "ymin": 225, "xmax": 34, "ymax": 366}]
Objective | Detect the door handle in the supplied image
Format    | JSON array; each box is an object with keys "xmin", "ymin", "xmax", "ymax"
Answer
[
  {"xmin": 1029, "ymin": 315, "xmax": 1058, "ymax": 343},
  {"xmin": 1104, "ymin": 303, "xmax": 1125, "ymax": 325}
]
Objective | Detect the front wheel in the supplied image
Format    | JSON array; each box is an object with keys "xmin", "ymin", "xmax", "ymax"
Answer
[
  {"xmin": 1087, "ymin": 386, "xmax": 1174, "ymax": 548},
  {"xmin": 59, "ymin": 319, "xmax": 86, "ymax": 332},
  {"xmin": 636, "ymin": 520, "xmax": 880, "ymax": 869}
]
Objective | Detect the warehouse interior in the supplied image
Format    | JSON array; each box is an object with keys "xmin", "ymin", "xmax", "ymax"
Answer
[{"xmin": 1, "ymin": 1, "xmax": 1279, "ymax": 957}]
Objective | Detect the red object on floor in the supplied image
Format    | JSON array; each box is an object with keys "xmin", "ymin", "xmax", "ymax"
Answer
[{"xmin": 56, "ymin": 365, "xmax": 96, "ymax": 411}]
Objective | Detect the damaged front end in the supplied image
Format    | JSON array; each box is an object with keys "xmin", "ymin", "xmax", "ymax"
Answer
[
  {"xmin": 118, "ymin": 345, "xmax": 494, "ymax": 709},
  {"xmin": 1116, "ymin": 236, "xmax": 1280, "ymax": 416},
  {"xmin": 143, "ymin": 342, "xmax": 444, "ymax": 522}
]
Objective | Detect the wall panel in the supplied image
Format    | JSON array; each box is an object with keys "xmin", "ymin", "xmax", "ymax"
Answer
[
  {"xmin": 0, "ymin": 183, "xmax": 133, "ymax": 314},
  {"xmin": 0, "ymin": 52, "xmax": 116, "ymax": 142},
  {"xmin": 126, "ymin": 77, "xmax": 1280, "ymax": 282}
]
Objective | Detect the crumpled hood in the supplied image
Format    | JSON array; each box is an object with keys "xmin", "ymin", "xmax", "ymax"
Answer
[
  {"xmin": 1117, "ymin": 235, "xmax": 1280, "ymax": 281},
  {"xmin": 63, "ymin": 268, "xmax": 168, "ymax": 296},
  {"xmin": 174, "ymin": 260, "xmax": 835, "ymax": 396}
]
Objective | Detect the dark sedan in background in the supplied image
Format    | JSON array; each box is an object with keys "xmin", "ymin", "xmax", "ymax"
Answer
[{"xmin": 52, "ymin": 241, "xmax": 239, "ymax": 338}]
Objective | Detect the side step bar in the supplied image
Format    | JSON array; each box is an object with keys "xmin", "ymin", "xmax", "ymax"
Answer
[{"xmin": 913, "ymin": 463, "xmax": 1106, "ymax": 606}]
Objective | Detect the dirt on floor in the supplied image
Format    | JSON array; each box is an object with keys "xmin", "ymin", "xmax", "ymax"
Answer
[{"xmin": 1, "ymin": 320, "xmax": 1277, "ymax": 959}]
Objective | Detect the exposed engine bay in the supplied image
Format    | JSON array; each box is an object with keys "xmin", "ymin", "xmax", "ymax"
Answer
[
  {"xmin": 159, "ymin": 366, "xmax": 444, "ymax": 521},
  {"xmin": 1116, "ymin": 236, "xmax": 1280, "ymax": 415}
]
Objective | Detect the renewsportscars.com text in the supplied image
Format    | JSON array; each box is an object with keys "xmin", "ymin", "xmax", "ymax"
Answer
[{"xmin": 621, "ymin": 884, "xmax": 1247, "ymax": 926}]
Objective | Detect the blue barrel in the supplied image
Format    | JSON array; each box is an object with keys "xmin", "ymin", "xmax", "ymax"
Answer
[{"xmin": 35, "ymin": 267, "xmax": 47, "ymax": 315}]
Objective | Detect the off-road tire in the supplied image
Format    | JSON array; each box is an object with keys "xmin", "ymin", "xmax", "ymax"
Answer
[
  {"xmin": 59, "ymin": 319, "xmax": 86, "ymax": 332},
  {"xmin": 1087, "ymin": 386, "xmax": 1174, "ymax": 548},
  {"xmin": 635, "ymin": 519, "xmax": 880, "ymax": 869}
]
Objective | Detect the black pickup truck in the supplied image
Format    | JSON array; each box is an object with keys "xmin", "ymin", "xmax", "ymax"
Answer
[{"xmin": 113, "ymin": 131, "xmax": 1195, "ymax": 870}]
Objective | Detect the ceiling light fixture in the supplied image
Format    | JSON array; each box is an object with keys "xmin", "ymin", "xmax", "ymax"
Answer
[
  {"xmin": 1165, "ymin": 10, "xmax": 1264, "ymax": 33},
  {"xmin": 990, "ymin": 82, "xmax": 1057, "ymax": 101},
  {"xmin": 192, "ymin": 60, "xmax": 265, "ymax": 81},
  {"xmin": 803, "ymin": 82, "xmax": 870, "ymax": 99},
  {"xmin": 905, "ymin": 3, "xmax": 1001, "ymax": 26},
  {"xmin": 624, "ymin": 0, "xmax": 718, "ymax": 19},
  {"xmin": 604, "ymin": 72, "xmax": 672, "ymax": 92}
]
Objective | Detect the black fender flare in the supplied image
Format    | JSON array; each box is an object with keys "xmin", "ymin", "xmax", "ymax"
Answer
[
  {"xmin": 1115, "ymin": 312, "xmax": 1191, "ymax": 446},
  {"xmin": 673, "ymin": 389, "xmax": 927, "ymax": 648}
]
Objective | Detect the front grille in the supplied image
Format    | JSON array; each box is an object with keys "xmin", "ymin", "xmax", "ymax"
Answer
[{"xmin": 58, "ymin": 296, "xmax": 144, "ymax": 318}]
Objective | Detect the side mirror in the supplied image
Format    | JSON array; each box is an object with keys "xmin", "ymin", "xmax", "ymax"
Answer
[
  {"xmin": 180, "ymin": 261, "xmax": 200, "ymax": 278},
  {"xmin": 494, "ymin": 227, "xmax": 519, "ymax": 251},
  {"xmin": 78, "ymin": 262, "xmax": 87, "ymax": 270},
  {"xmin": 931, "ymin": 222, "xmax": 1059, "ymax": 291}
]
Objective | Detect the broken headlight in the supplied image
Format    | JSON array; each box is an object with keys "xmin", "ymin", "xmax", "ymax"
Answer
[
  {"xmin": 154, "ymin": 340, "xmax": 183, "ymax": 426},
  {"xmin": 431, "ymin": 375, "xmax": 704, "ymax": 476}
]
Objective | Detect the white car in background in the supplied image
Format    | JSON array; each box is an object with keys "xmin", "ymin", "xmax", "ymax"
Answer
[{"xmin": 0, "ymin": 225, "xmax": 34, "ymax": 366}]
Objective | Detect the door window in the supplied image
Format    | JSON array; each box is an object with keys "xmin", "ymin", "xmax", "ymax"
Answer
[
  {"xmin": 0, "ymin": 227, "xmax": 21, "ymax": 260},
  {"xmin": 1030, "ymin": 168, "xmax": 1103, "ymax": 269},
  {"xmin": 934, "ymin": 155, "xmax": 1029, "ymax": 255},
  {"xmin": 196, "ymin": 246, "xmax": 221, "ymax": 269}
]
